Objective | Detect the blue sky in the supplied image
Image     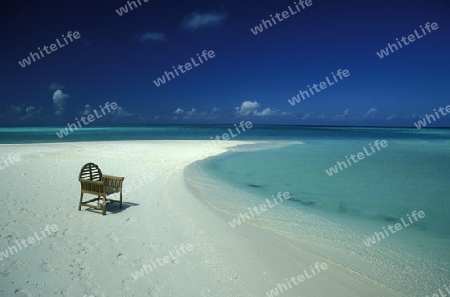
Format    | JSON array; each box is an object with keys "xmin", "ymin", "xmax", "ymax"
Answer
[{"xmin": 0, "ymin": 0, "xmax": 449, "ymax": 126}]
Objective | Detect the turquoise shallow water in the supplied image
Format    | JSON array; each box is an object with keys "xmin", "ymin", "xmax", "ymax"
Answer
[
  {"xmin": 191, "ymin": 128, "xmax": 450, "ymax": 296},
  {"xmin": 202, "ymin": 138, "xmax": 450, "ymax": 238}
]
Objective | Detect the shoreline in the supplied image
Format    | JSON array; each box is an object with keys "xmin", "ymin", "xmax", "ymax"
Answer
[{"xmin": 183, "ymin": 158, "xmax": 408, "ymax": 297}]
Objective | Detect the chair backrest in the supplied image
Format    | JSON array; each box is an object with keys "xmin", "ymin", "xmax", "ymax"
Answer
[{"xmin": 79, "ymin": 162, "xmax": 102, "ymax": 181}]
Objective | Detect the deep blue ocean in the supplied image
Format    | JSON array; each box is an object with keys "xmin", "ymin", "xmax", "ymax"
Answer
[{"xmin": 2, "ymin": 125, "xmax": 449, "ymax": 295}]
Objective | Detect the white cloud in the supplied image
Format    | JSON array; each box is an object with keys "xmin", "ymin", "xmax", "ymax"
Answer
[
  {"xmin": 3, "ymin": 105, "xmax": 42, "ymax": 121},
  {"xmin": 172, "ymin": 104, "xmax": 292, "ymax": 120},
  {"xmin": 178, "ymin": 108, "xmax": 198, "ymax": 119},
  {"xmin": 20, "ymin": 106, "xmax": 36, "ymax": 121},
  {"xmin": 301, "ymin": 113, "xmax": 311, "ymax": 120},
  {"xmin": 201, "ymin": 107, "xmax": 221, "ymax": 119},
  {"xmin": 258, "ymin": 108, "xmax": 277, "ymax": 116},
  {"xmin": 78, "ymin": 104, "xmax": 91, "ymax": 116},
  {"xmin": 332, "ymin": 109, "xmax": 350, "ymax": 120},
  {"xmin": 187, "ymin": 108, "xmax": 197, "ymax": 116},
  {"xmin": 174, "ymin": 107, "xmax": 222, "ymax": 120},
  {"xmin": 116, "ymin": 107, "xmax": 133, "ymax": 116},
  {"xmin": 234, "ymin": 101, "xmax": 290, "ymax": 117},
  {"xmin": 234, "ymin": 101, "xmax": 260, "ymax": 116},
  {"xmin": 363, "ymin": 108, "xmax": 377, "ymax": 118},
  {"xmin": 25, "ymin": 106, "xmax": 35, "ymax": 115},
  {"xmin": 387, "ymin": 114, "xmax": 397, "ymax": 121},
  {"xmin": 174, "ymin": 108, "xmax": 184, "ymax": 115},
  {"xmin": 137, "ymin": 32, "xmax": 166, "ymax": 42},
  {"xmin": 181, "ymin": 11, "xmax": 227, "ymax": 31},
  {"xmin": 52, "ymin": 90, "xmax": 69, "ymax": 115}
]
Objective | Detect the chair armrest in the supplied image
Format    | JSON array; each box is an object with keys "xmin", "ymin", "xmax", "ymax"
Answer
[
  {"xmin": 102, "ymin": 174, "xmax": 124, "ymax": 181},
  {"xmin": 102, "ymin": 175, "xmax": 124, "ymax": 189}
]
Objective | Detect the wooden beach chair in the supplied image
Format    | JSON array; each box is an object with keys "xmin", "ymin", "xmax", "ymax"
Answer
[{"xmin": 78, "ymin": 162, "xmax": 124, "ymax": 215}]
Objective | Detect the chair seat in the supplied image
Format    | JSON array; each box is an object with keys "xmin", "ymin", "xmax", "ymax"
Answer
[{"xmin": 106, "ymin": 186, "xmax": 120, "ymax": 195}]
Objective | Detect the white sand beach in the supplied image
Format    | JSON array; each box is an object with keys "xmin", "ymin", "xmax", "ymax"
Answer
[{"xmin": 0, "ymin": 141, "xmax": 407, "ymax": 297}]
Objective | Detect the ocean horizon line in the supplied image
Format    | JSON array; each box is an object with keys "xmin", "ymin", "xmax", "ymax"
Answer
[{"xmin": 1, "ymin": 124, "xmax": 450, "ymax": 129}]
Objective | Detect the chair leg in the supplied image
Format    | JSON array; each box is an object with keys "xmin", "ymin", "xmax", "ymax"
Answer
[
  {"xmin": 78, "ymin": 193, "xmax": 83, "ymax": 211},
  {"xmin": 120, "ymin": 191, "xmax": 123, "ymax": 209},
  {"xmin": 102, "ymin": 196, "xmax": 106, "ymax": 215}
]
